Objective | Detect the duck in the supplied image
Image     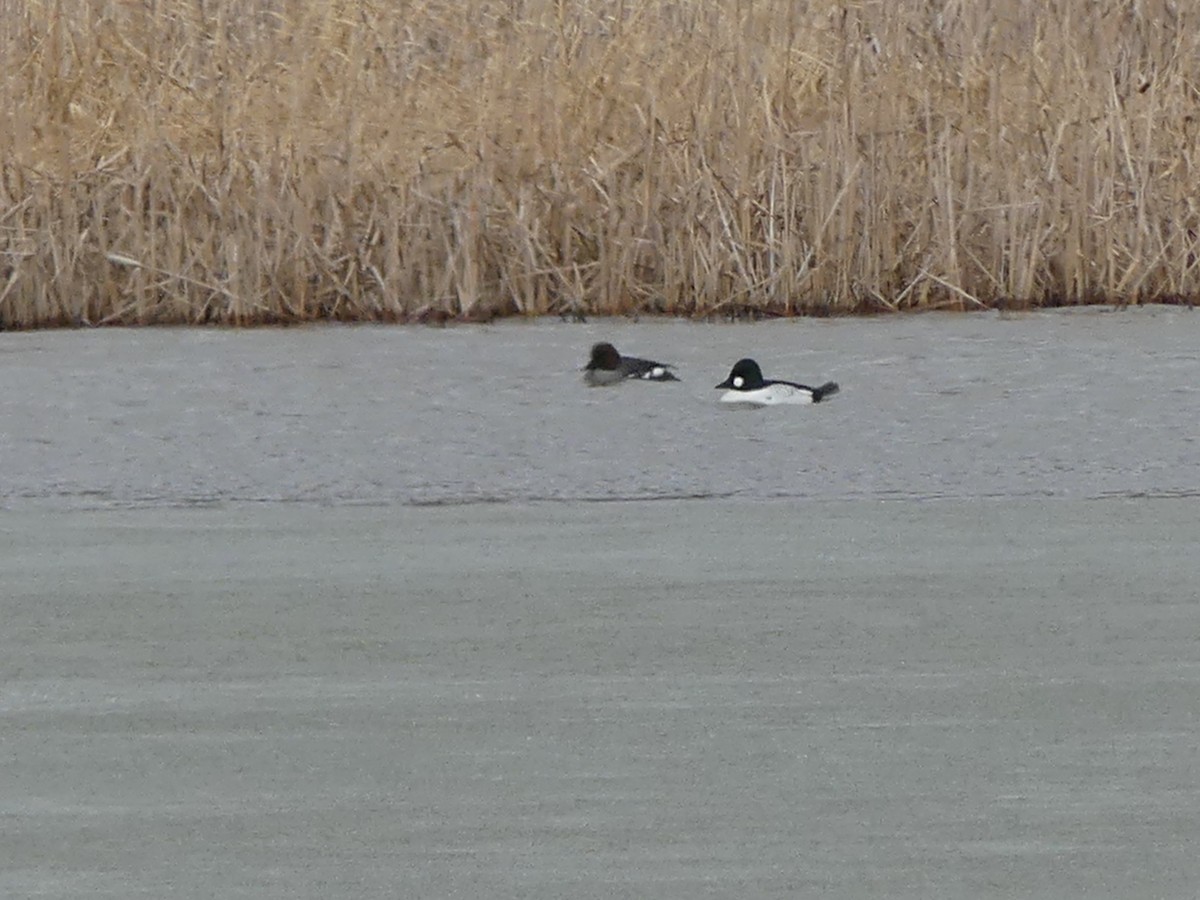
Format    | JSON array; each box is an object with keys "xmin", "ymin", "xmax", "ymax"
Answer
[
  {"xmin": 715, "ymin": 358, "xmax": 839, "ymax": 405},
  {"xmin": 583, "ymin": 342, "xmax": 680, "ymax": 386}
]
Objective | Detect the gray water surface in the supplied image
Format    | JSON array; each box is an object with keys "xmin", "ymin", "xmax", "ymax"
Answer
[
  {"xmin": 1, "ymin": 308, "xmax": 1196, "ymax": 507},
  {"xmin": 1, "ymin": 310, "xmax": 1198, "ymax": 899}
]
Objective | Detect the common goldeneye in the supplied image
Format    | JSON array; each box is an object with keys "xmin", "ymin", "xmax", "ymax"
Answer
[
  {"xmin": 716, "ymin": 358, "xmax": 839, "ymax": 405},
  {"xmin": 583, "ymin": 342, "xmax": 680, "ymax": 386}
]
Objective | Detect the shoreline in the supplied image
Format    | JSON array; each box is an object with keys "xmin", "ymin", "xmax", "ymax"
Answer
[{"xmin": 1, "ymin": 298, "xmax": 1195, "ymax": 333}]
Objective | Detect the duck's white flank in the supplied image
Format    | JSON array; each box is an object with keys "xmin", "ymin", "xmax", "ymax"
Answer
[{"xmin": 718, "ymin": 383, "xmax": 817, "ymax": 405}]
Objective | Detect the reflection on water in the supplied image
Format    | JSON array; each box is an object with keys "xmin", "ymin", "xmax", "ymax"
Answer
[{"xmin": 0, "ymin": 308, "xmax": 1197, "ymax": 509}]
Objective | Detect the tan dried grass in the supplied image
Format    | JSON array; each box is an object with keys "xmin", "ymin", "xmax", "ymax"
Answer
[{"xmin": 2, "ymin": 0, "xmax": 1198, "ymax": 327}]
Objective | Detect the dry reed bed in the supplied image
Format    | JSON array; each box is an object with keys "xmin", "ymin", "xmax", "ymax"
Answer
[{"xmin": 1, "ymin": 0, "xmax": 1198, "ymax": 328}]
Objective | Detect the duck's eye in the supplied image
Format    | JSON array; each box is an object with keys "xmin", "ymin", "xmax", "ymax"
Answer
[{"xmin": 732, "ymin": 376, "xmax": 744, "ymax": 388}]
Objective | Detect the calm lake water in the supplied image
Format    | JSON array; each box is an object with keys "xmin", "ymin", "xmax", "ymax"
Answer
[
  {"xmin": 2, "ymin": 309, "xmax": 1198, "ymax": 899},
  {"xmin": 0, "ymin": 308, "xmax": 1196, "ymax": 507}
]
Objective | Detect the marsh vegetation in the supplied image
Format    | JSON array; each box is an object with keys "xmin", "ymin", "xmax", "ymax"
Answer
[{"xmin": 2, "ymin": 0, "xmax": 1197, "ymax": 327}]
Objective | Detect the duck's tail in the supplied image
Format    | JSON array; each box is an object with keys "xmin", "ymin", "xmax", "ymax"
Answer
[{"xmin": 812, "ymin": 381, "xmax": 840, "ymax": 402}]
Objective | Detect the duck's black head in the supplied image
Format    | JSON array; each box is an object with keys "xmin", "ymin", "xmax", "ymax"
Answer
[
  {"xmin": 586, "ymin": 342, "xmax": 622, "ymax": 371},
  {"xmin": 716, "ymin": 358, "xmax": 765, "ymax": 390}
]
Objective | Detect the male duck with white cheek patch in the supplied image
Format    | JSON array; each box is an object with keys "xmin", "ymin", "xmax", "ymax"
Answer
[{"xmin": 716, "ymin": 358, "xmax": 839, "ymax": 406}]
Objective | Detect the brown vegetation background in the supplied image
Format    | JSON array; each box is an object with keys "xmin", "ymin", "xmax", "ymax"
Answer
[{"xmin": 2, "ymin": 0, "xmax": 1198, "ymax": 327}]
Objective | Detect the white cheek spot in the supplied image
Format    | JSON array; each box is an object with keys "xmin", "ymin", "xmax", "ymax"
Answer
[
  {"xmin": 651, "ymin": 366, "xmax": 664, "ymax": 378},
  {"xmin": 732, "ymin": 376, "xmax": 744, "ymax": 388}
]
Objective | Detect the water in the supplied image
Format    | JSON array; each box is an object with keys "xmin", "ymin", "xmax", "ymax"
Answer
[
  {"xmin": 1, "ymin": 308, "xmax": 1196, "ymax": 507},
  {"xmin": 1, "ymin": 309, "xmax": 1198, "ymax": 899}
]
